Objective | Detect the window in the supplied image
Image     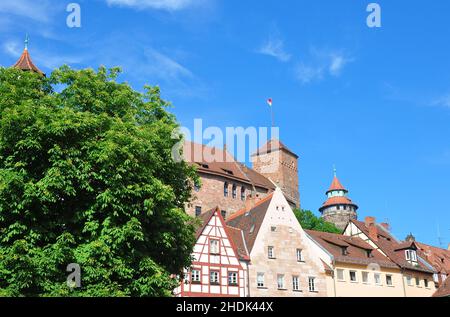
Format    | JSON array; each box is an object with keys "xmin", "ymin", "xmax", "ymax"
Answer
[
  {"xmin": 257, "ymin": 273, "xmax": 265, "ymax": 288},
  {"xmin": 349, "ymin": 271, "xmax": 357, "ymax": 282},
  {"xmin": 271, "ymin": 226, "xmax": 277, "ymax": 232},
  {"xmin": 362, "ymin": 272, "xmax": 369, "ymax": 284},
  {"xmin": 277, "ymin": 274, "xmax": 285, "ymax": 290},
  {"xmin": 406, "ymin": 249, "xmax": 418, "ymax": 262},
  {"xmin": 415, "ymin": 277, "xmax": 420, "ymax": 287},
  {"xmin": 210, "ymin": 271, "xmax": 219, "ymax": 285},
  {"xmin": 308, "ymin": 277, "xmax": 317, "ymax": 292},
  {"xmin": 374, "ymin": 273, "xmax": 381, "ymax": 285},
  {"xmin": 386, "ymin": 275, "xmax": 393, "ymax": 286},
  {"xmin": 195, "ymin": 206, "xmax": 202, "ymax": 217},
  {"xmin": 194, "ymin": 183, "xmax": 200, "ymax": 192},
  {"xmin": 292, "ymin": 276, "xmax": 300, "ymax": 291},
  {"xmin": 424, "ymin": 279, "xmax": 429, "ymax": 288},
  {"xmin": 406, "ymin": 275, "xmax": 413, "ymax": 286},
  {"xmin": 228, "ymin": 272, "xmax": 238, "ymax": 286},
  {"xmin": 337, "ymin": 269, "xmax": 345, "ymax": 281},
  {"xmin": 341, "ymin": 247, "xmax": 348, "ymax": 256},
  {"xmin": 232, "ymin": 184, "xmax": 237, "ymax": 199},
  {"xmin": 296, "ymin": 249, "xmax": 304, "ymax": 262},
  {"xmin": 191, "ymin": 270, "xmax": 201, "ymax": 283},
  {"xmin": 268, "ymin": 246, "xmax": 275, "ymax": 259},
  {"xmin": 224, "ymin": 182, "xmax": 229, "ymax": 197},
  {"xmin": 221, "ymin": 210, "xmax": 227, "ymax": 220},
  {"xmin": 210, "ymin": 239, "xmax": 219, "ymax": 254},
  {"xmin": 337, "ymin": 205, "xmax": 341, "ymax": 210},
  {"xmin": 241, "ymin": 187, "xmax": 246, "ymax": 201}
]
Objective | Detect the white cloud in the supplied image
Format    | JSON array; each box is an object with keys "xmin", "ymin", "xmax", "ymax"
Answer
[
  {"xmin": 143, "ymin": 48, "xmax": 193, "ymax": 81},
  {"xmin": 295, "ymin": 63, "xmax": 324, "ymax": 84},
  {"xmin": 0, "ymin": 0, "xmax": 52, "ymax": 23},
  {"xmin": 295, "ymin": 49, "xmax": 352, "ymax": 84},
  {"xmin": 258, "ymin": 38, "xmax": 291, "ymax": 62},
  {"xmin": 432, "ymin": 95, "xmax": 450, "ymax": 108},
  {"xmin": 105, "ymin": 0, "xmax": 197, "ymax": 11},
  {"xmin": 329, "ymin": 54, "xmax": 350, "ymax": 76}
]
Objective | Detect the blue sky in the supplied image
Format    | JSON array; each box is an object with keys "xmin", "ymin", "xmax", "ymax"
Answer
[{"xmin": 1, "ymin": 0, "xmax": 449, "ymax": 246}]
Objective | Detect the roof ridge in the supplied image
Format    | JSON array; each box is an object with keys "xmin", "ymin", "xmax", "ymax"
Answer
[{"xmin": 227, "ymin": 192, "xmax": 274, "ymax": 221}]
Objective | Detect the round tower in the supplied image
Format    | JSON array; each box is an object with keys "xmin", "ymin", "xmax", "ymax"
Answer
[{"xmin": 319, "ymin": 169, "xmax": 358, "ymax": 230}]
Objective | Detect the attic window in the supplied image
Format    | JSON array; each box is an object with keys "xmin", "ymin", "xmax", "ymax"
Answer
[
  {"xmin": 366, "ymin": 250, "xmax": 373, "ymax": 258},
  {"xmin": 222, "ymin": 169, "xmax": 233, "ymax": 175},
  {"xmin": 341, "ymin": 247, "xmax": 348, "ymax": 256},
  {"xmin": 249, "ymin": 224, "xmax": 255, "ymax": 234},
  {"xmin": 197, "ymin": 163, "xmax": 209, "ymax": 169},
  {"xmin": 406, "ymin": 249, "xmax": 418, "ymax": 262},
  {"xmin": 271, "ymin": 226, "xmax": 277, "ymax": 232}
]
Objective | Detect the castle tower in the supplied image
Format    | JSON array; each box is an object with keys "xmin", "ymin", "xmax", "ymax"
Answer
[
  {"xmin": 12, "ymin": 35, "xmax": 44, "ymax": 76},
  {"xmin": 251, "ymin": 139, "xmax": 300, "ymax": 208},
  {"xmin": 319, "ymin": 169, "xmax": 358, "ymax": 230}
]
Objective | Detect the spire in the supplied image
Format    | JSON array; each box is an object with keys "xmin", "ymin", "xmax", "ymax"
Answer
[
  {"xmin": 12, "ymin": 35, "xmax": 44, "ymax": 76},
  {"xmin": 24, "ymin": 34, "xmax": 29, "ymax": 50}
]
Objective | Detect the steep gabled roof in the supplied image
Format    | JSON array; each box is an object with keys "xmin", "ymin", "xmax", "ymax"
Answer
[
  {"xmin": 350, "ymin": 220, "xmax": 435, "ymax": 274},
  {"xmin": 195, "ymin": 207, "xmax": 250, "ymax": 262},
  {"xmin": 226, "ymin": 194, "xmax": 274, "ymax": 253},
  {"xmin": 306, "ymin": 230, "xmax": 398, "ymax": 269}
]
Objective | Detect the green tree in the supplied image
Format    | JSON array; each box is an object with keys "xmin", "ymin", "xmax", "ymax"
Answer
[
  {"xmin": 294, "ymin": 209, "xmax": 341, "ymax": 234},
  {"xmin": 0, "ymin": 66, "xmax": 199, "ymax": 297}
]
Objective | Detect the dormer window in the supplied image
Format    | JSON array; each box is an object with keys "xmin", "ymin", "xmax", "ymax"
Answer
[
  {"xmin": 341, "ymin": 247, "xmax": 348, "ymax": 256},
  {"xmin": 405, "ymin": 249, "xmax": 418, "ymax": 262}
]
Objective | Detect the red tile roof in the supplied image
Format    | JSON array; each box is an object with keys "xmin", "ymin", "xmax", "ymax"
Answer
[
  {"xmin": 327, "ymin": 176, "xmax": 347, "ymax": 192},
  {"xmin": 306, "ymin": 230, "xmax": 399, "ymax": 269},
  {"xmin": 319, "ymin": 196, "xmax": 358, "ymax": 211},
  {"xmin": 350, "ymin": 220, "xmax": 435, "ymax": 274},
  {"xmin": 13, "ymin": 49, "xmax": 44, "ymax": 76},
  {"xmin": 416, "ymin": 242, "xmax": 450, "ymax": 276},
  {"xmin": 433, "ymin": 277, "xmax": 450, "ymax": 297},
  {"xmin": 226, "ymin": 194, "xmax": 274, "ymax": 253}
]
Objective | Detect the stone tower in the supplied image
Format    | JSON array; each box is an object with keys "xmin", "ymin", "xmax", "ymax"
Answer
[
  {"xmin": 319, "ymin": 170, "xmax": 358, "ymax": 230},
  {"xmin": 251, "ymin": 139, "xmax": 300, "ymax": 208}
]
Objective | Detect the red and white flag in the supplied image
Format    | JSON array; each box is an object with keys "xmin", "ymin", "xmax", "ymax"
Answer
[{"xmin": 267, "ymin": 98, "xmax": 273, "ymax": 107}]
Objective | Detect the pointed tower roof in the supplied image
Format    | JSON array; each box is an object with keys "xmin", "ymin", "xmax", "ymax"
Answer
[
  {"xmin": 12, "ymin": 35, "xmax": 44, "ymax": 76},
  {"xmin": 327, "ymin": 176, "xmax": 347, "ymax": 193}
]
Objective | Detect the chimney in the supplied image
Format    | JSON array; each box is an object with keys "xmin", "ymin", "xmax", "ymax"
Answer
[
  {"xmin": 245, "ymin": 194, "xmax": 256, "ymax": 211},
  {"xmin": 365, "ymin": 217, "xmax": 378, "ymax": 242},
  {"xmin": 365, "ymin": 216, "xmax": 376, "ymax": 228},
  {"xmin": 380, "ymin": 223, "xmax": 390, "ymax": 231}
]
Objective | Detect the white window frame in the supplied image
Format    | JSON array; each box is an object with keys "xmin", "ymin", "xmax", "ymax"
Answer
[
  {"xmin": 268, "ymin": 246, "xmax": 275, "ymax": 259},
  {"xmin": 296, "ymin": 249, "xmax": 304, "ymax": 262},
  {"xmin": 210, "ymin": 271, "xmax": 220, "ymax": 285},
  {"xmin": 191, "ymin": 269, "xmax": 201, "ymax": 283},
  {"xmin": 228, "ymin": 271, "xmax": 238, "ymax": 286},
  {"xmin": 349, "ymin": 270, "xmax": 358, "ymax": 283},
  {"xmin": 337, "ymin": 269, "xmax": 345, "ymax": 281},
  {"xmin": 406, "ymin": 275, "xmax": 413, "ymax": 286},
  {"xmin": 362, "ymin": 271, "xmax": 370, "ymax": 284},
  {"xmin": 257, "ymin": 273, "xmax": 265, "ymax": 288},
  {"xmin": 386, "ymin": 274, "xmax": 393, "ymax": 286},
  {"xmin": 210, "ymin": 239, "xmax": 220, "ymax": 255},
  {"xmin": 308, "ymin": 277, "xmax": 317, "ymax": 292},
  {"xmin": 277, "ymin": 274, "xmax": 285, "ymax": 290},
  {"xmin": 374, "ymin": 273, "xmax": 382, "ymax": 285},
  {"xmin": 292, "ymin": 276, "xmax": 300, "ymax": 291}
]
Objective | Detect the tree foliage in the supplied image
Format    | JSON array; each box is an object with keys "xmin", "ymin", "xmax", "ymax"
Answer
[
  {"xmin": 294, "ymin": 209, "xmax": 341, "ymax": 234},
  {"xmin": 0, "ymin": 66, "xmax": 199, "ymax": 297}
]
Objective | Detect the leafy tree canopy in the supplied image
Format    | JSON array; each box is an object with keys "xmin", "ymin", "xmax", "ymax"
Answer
[
  {"xmin": 294, "ymin": 209, "xmax": 341, "ymax": 234},
  {"xmin": 0, "ymin": 66, "xmax": 199, "ymax": 297}
]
